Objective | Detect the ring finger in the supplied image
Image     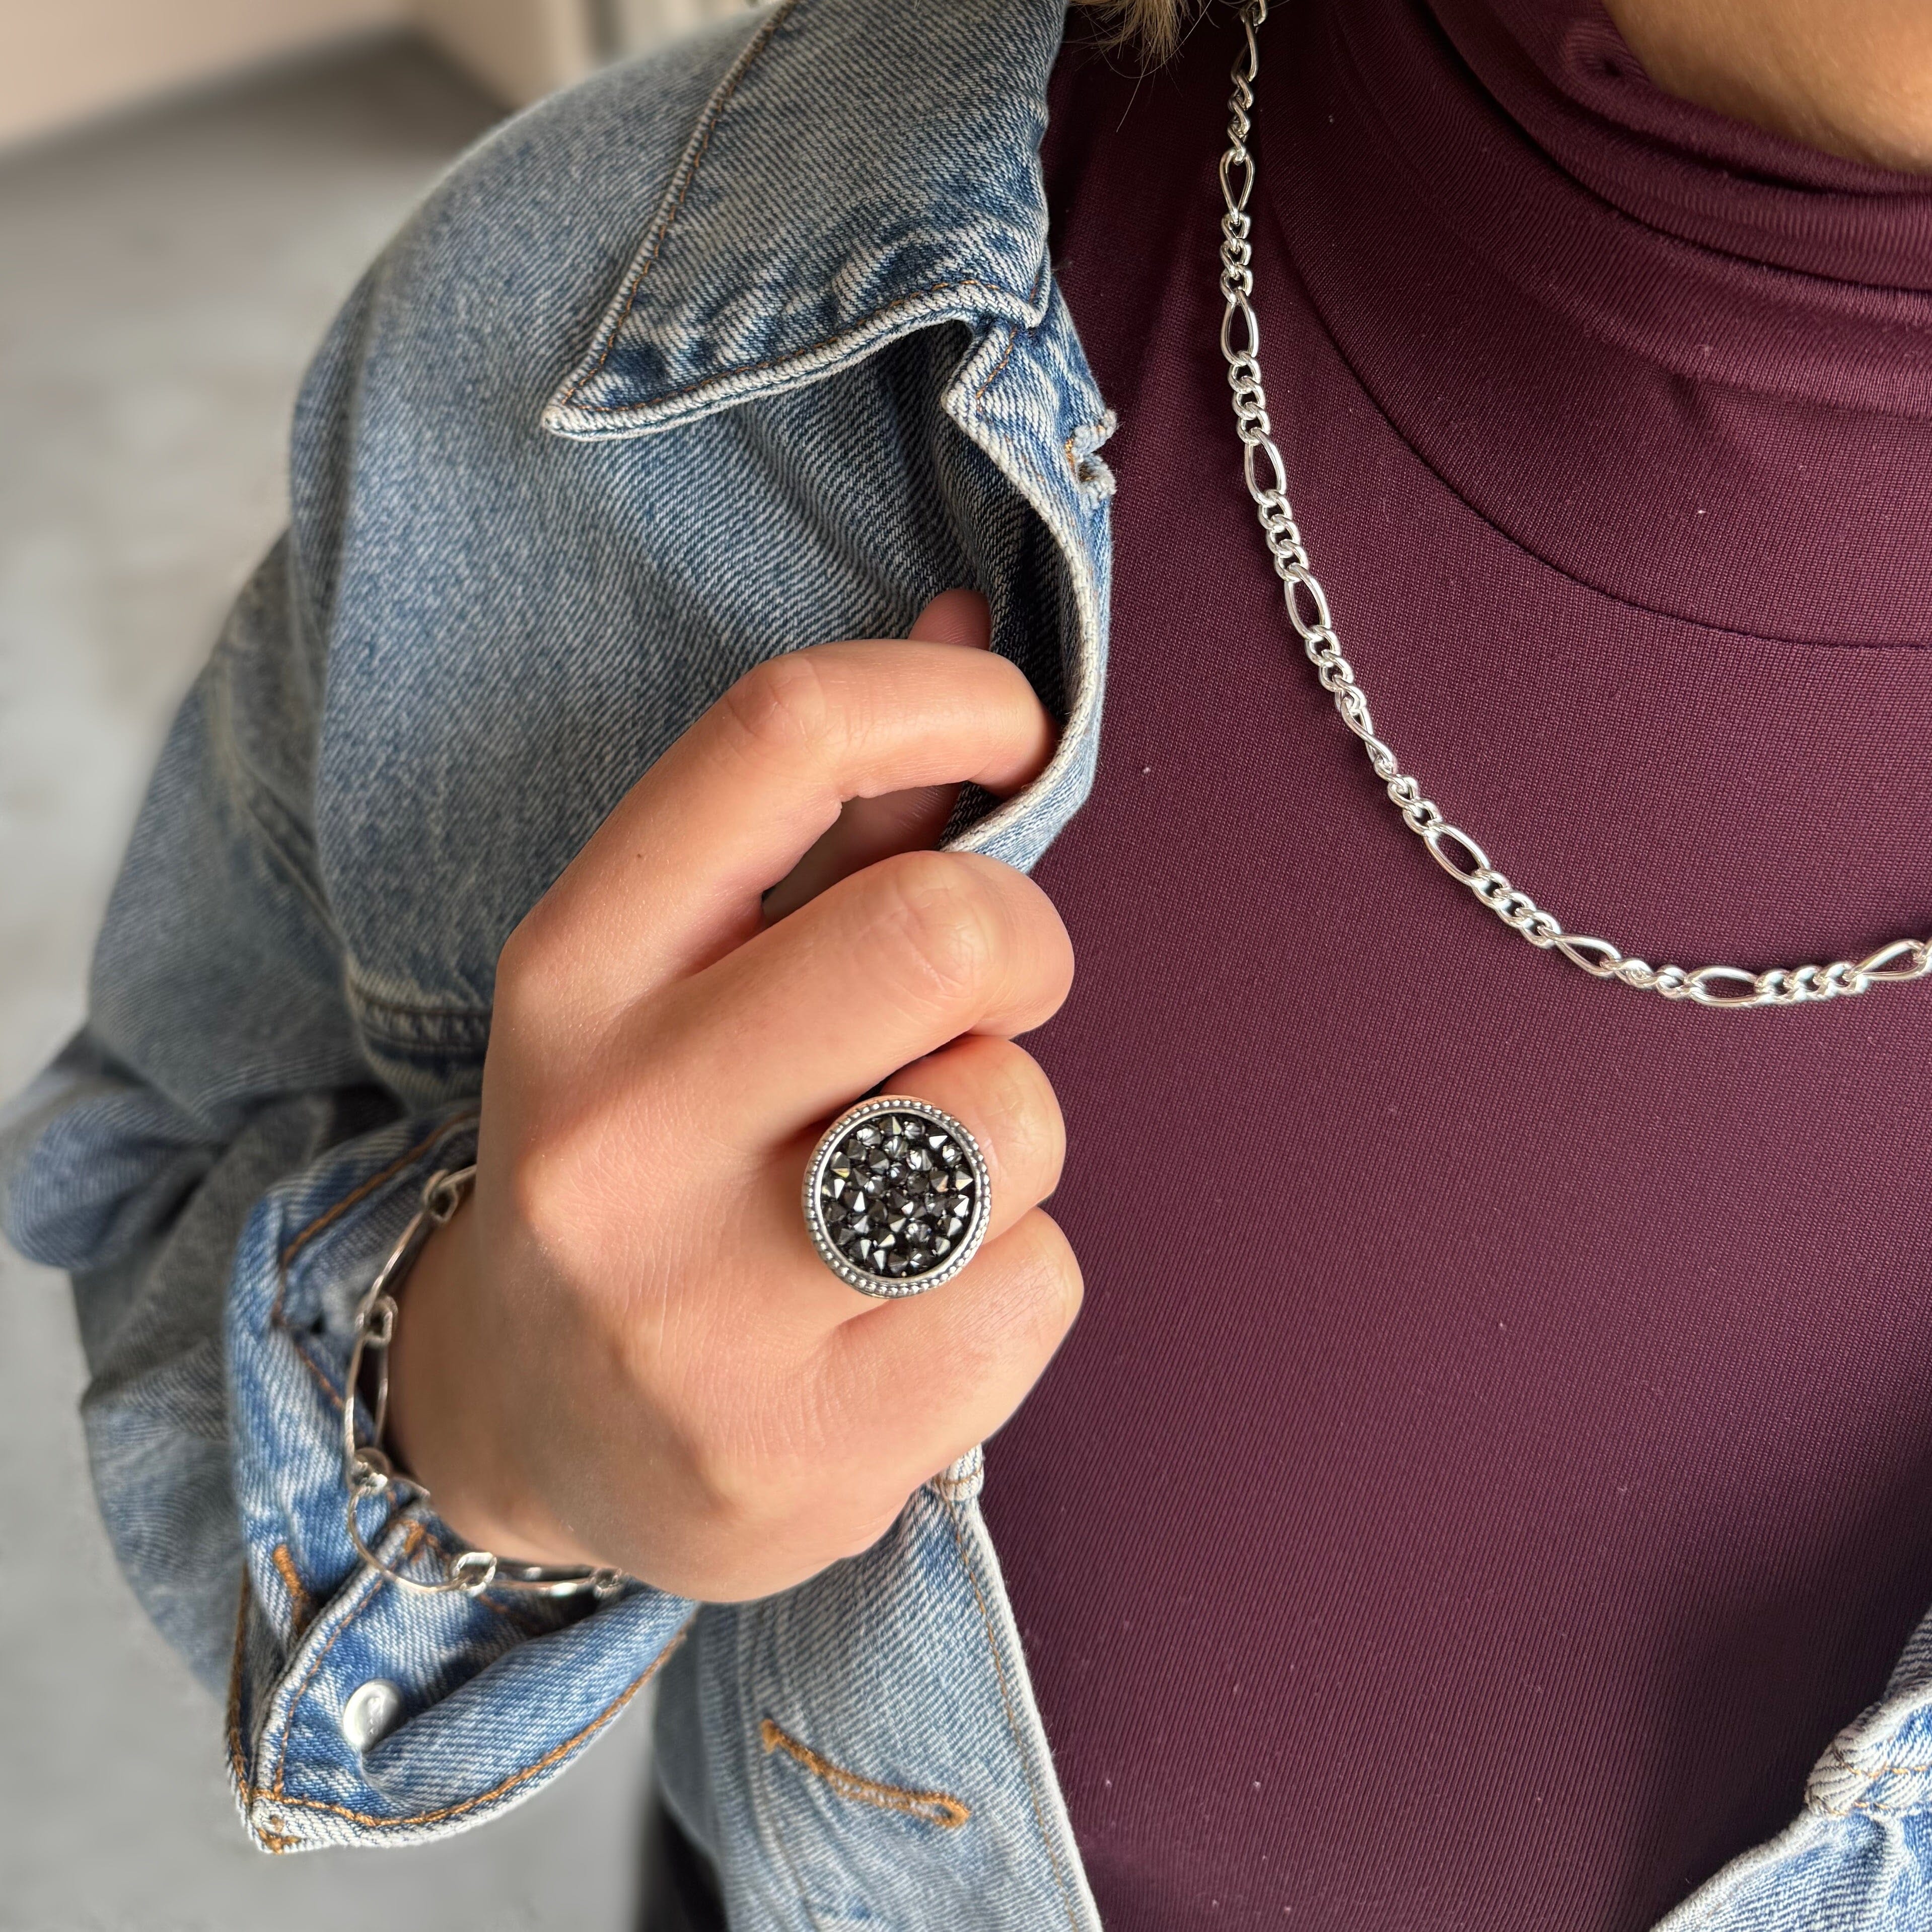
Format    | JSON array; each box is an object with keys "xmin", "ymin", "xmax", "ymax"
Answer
[{"xmin": 883, "ymin": 1036, "xmax": 1065, "ymax": 1246}]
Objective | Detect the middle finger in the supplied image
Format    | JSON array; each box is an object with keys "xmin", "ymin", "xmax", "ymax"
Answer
[{"xmin": 645, "ymin": 846, "xmax": 1075, "ymax": 1147}]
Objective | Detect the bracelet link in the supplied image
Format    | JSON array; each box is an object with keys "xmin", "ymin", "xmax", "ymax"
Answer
[{"xmin": 338, "ymin": 1161, "xmax": 628, "ymax": 1602}]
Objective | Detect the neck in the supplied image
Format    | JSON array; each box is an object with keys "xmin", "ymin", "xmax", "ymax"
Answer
[{"xmin": 1602, "ymin": 0, "xmax": 1932, "ymax": 173}]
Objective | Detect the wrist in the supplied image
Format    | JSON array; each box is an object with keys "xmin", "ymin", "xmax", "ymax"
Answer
[{"xmin": 384, "ymin": 1196, "xmax": 591, "ymax": 1568}]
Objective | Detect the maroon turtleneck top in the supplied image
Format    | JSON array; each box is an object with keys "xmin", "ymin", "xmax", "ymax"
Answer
[{"xmin": 981, "ymin": 5, "xmax": 1932, "ymax": 1928}]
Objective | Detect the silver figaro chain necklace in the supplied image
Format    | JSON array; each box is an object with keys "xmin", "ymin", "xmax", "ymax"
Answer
[{"xmin": 1214, "ymin": 0, "xmax": 1932, "ymax": 1010}]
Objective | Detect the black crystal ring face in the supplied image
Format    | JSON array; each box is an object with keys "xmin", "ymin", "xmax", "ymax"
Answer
[{"xmin": 804, "ymin": 1097, "xmax": 991, "ymax": 1297}]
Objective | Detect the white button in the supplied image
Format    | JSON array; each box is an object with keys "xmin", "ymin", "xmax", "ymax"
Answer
[{"xmin": 340, "ymin": 1679, "xmax": 405, "ymax": 1752}]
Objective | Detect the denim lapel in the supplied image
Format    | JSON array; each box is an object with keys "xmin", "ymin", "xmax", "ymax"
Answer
[{"xmin": 541, "ymin": 0, "xmax": 1065, "ymax": 442}]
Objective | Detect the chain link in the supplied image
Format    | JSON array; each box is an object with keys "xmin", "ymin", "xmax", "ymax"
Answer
[
  {"xmin": 342, "ymin": 1164, "xmax": 624, "ymax": 1600},
  {"xmin": 1217, "ymin": 0, "xmax": 1932, "ymax": 1010}
]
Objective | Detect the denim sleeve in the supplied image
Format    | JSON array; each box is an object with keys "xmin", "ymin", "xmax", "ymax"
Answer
[{"xmin": 0, "ymin": 540, "xmax": 693, "ymax": 1851}]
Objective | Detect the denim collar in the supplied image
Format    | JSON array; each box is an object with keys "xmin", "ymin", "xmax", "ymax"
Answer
[{"xmin": 542, "ymin": 0, "xmax": 1066, "ymax": 440}]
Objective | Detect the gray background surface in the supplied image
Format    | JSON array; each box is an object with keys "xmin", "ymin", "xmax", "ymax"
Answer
[{"xmin": 0, "ymin": 42, "xmax": 654, "ymax": 1929}]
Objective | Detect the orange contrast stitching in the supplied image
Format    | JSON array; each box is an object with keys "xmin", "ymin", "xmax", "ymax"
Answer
[
  {"xmin": 972, "ymin": 326, "xmax": 1023, "ymax": 409},
  {"xmin": 255, "ymin": 1103, "xmax": 710, "ymax": 1843},
  {"xmin": 1827, "ymin": 1742, "xmax": 1932, "ymax": 1780},
  {"xmin": 229, "ymin": 1550, "xmax": 691, "ymax": 1840},
  {"xmin": 271, "ymin": 1113, "xmax": 475, "ymax": 1412},
  {"xmin": 274, "ymin": 1116, "xmax": 468, "ymax": 1303},
  {"xmin": 1818, "ymin": 1794, "xmax": 1932, "ymax": 1819},
  {"xmin": 940, "ymin": 1496, "xmax": 1081, "ymax": 1930},
  {"xmin": 245, "ymin": 1629, "xmax": 688, "ymax": 1833},
  {"xmin": 226, "ymin": 1571, "xmax": 256, "ymax": 1810},
  {"xmin": 971, "ymin": 261, "xmax": 1047, "ymax": 411},
  {"xmin": 759, "ymin": 1718, "xmax": 970, "ymax": 1829},
  {"xmin": 271, "ymin": 1544, "xmax": 313, "ymax": 1637},
  {"xmin": 286, "ymin": 1331, "xmax": 345, "ymax": 1410},
  {"xmin": 273, "ymin": 1521, "xmax": 429, "ymax": 1798},
  {"xmin": 555, "ymin": 0, "xmax": 802, "ymax": 410}
]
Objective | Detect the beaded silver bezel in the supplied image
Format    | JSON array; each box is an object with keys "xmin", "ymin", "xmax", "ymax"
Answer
[{"xmin": 803, "ymin": 1096, "xmax": 992, "ymax": 1298}]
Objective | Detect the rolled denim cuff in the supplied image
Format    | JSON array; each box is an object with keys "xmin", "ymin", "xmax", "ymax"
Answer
[{"xmin": 226, "ymin": 1109, "xmax": 693, "ymax": 1850}]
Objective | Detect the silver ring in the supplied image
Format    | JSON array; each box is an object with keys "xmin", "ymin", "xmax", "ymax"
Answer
[{"xmin": 803, "ymin": 1097, "xmax": 991, "ymax": 1297}]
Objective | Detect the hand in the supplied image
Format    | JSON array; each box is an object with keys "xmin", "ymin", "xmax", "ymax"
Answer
[{"xmin": 385, "ymin": 594, "xmax": 1081, "ymax": 1602}]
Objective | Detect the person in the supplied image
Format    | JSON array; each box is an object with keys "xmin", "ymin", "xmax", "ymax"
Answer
[{"xmin": 5, "ymin": 0, "xmax": 1931, "ymax": 1925}]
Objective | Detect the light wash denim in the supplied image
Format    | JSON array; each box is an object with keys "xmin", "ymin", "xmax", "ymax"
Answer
[{"xmin": 4, "ymin": 0, "xmax": 1931, "ymax": 1922}]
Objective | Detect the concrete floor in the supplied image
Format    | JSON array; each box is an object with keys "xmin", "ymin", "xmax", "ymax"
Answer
[{"xmin": 0, "ymin": 42, "xmax": 654, "ymax": 1929}]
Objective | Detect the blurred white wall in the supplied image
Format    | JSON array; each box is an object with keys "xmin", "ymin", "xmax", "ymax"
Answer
[
  {"xmin": 0, "ymin": 0, "xmax": 405, "ymax": 146},
  {"xmin": 609, "ymin": 0, "xmax": 749, "ymax": 47},
  {"xmin": 413, "ymin": 0, "xmax": 593, "ymax": 105},
  {"xmin": 0, "ymin": 42, "xmax": 660, "ymax": 1928},
  {"xmin": 408, "ymin": 0, "xmax": 748, "ymax": 108},
  {"xmin": 0, "ymin": 0, "xmax": 746, "ymax": 149}
]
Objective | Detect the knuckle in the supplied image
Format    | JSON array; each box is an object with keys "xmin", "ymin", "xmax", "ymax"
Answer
[
  {"xmin": 672, "ymin": 1390, "xmax": 812, "ymax": 1533},
  {"xmin": 1015, "ymin": 883, "xmax": 1076, "ymax": 1014},
  {"xmin": 493, "ymin": 911, "xmax": 566, "ymax": 1031},
  {"xmin": 499, "ymin": 1122, "xmax": 588, "ymax": 1254},
  {"xmin": 866, "ymin": 851, "xmax": 1006, "ymax": 1014},
  {"xmin": 661, "ymin": 1399, "xmax": 767, "ymax": 1528},
  {"xmin": 958, "ymin": 1045, "xmax": 1063, "ymax": 1195},
  {"xmin": 987, "ymin": 1045, "xmax": 1063, "ymax": 1150},
  {"xmin": 717, "ymin": 650, "xmax": 835, "ymax": 763},
  {"xmin": 681, "ymin": 1433, "xmax": 759, "ymax": 1525},
  {"xmin": 1011, "ymin": 1213, "xmax": 1084, "ymax": 1340},
  {"xmin": 497, "ymin": 1095, "xmax": 641, "ymax": 1269}
]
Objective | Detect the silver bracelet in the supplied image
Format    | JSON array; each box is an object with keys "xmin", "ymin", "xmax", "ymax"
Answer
[{"xmin": 342, "ymin": 1162, "xmax": 624, "ymax": 1600}]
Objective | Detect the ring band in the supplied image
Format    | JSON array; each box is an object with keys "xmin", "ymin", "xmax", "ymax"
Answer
[{"xmin": 803, "ymin": 1096, "xmax": 992, "ymax": 1297}]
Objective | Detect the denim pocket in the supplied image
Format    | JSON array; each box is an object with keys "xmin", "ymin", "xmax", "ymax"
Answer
[{"xmin": 692, "ymin": 1477, "xmax": 1097, "ymax": 1931}]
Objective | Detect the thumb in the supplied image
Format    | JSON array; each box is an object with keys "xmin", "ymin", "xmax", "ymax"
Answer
[
  {"xmin": 906, "ymin": 586, "xmax": 991, "ymax": 653},
  {"xmin": 762, "ymin": 590, "xmax": 997, "ymax": 921}
]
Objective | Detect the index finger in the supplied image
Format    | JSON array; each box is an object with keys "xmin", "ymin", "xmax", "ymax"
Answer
[{"xmin": 520, "ymin": 636, "xmax": 1054, "ymax": 1017}]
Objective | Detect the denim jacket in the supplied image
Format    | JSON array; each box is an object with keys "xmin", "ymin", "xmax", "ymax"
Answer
[{"xmin": 5, "ymin": 0, "xmax": 1931, "ymax": 1923}]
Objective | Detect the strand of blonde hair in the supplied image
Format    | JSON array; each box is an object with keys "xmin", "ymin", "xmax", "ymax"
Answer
[{"xmin": 1074, "ymin": 0, "xmax": 1193, "ymax": 60}]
